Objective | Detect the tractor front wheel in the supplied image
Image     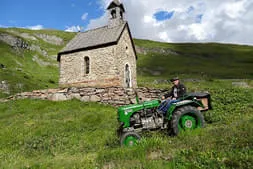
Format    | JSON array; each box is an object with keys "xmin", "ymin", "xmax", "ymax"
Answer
[
  {"xmin": 120, "ymin": 132, "xmax": 141, "ymax": 146},
  {"xmin": 171, "ymin": 106, "xmax": 204, "ymax": 135}
]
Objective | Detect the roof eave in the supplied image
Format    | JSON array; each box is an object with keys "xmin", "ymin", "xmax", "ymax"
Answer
[
  {"xmin": 57, "ymin": 41, "xmax": 118, "ymax": 61},
  {"xmin": 57, "ymin": 22, "xmax": 138, "ymax": 61},
  {"xmin": 123, "ymin": 23, "xmax": 138, "ymax": 60}
]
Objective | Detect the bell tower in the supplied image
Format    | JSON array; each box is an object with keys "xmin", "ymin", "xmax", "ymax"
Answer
[{"xmin": 107, "ymin": 0, "xmax": 125, "ymax": 28}]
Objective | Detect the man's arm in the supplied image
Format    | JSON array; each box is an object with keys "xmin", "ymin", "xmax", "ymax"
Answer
[
  {"xmin": 162, "ymin": 87, "xmax": 174, "ymax": 99},
  {"xmin": 178, "ymin": 84, "xmax": 187, "ymax": 98}
]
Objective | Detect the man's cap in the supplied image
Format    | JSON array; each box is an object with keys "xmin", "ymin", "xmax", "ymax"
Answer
[{"xmin": 169, "ymin": 77, "xmax": 179, "ymax": 82}]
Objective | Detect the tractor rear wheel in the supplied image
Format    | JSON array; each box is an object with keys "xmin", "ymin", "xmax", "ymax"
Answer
[
  {"xmin": 171, "ymin": 106, "xmax": 204, "ymax": 135},
  {"xmin": 120, "ymin": 132, "xmax": 141, "ymax": 146}
]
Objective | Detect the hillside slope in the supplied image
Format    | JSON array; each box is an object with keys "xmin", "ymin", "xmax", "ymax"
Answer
[
  {"xmin": 0, "ymin": 28, "xmax": 252, "ymax": 168},
  {"xmin": 0, "ymin": 28, "xmax": 76, "ymax": 97},
  {"xmin": 0, "ymin": 82, "xmax": 252, "ymax": 168},
  {"xmin": 0, "ymin": 28, "xmax": 253, "ymax": 98},
  {"xmin": 135, "ymin": 39, "xmax": 253, "ymax": 78}
]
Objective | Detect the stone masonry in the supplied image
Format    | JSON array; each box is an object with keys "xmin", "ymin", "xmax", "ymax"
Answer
[
  {"xmin": 4, "ymin": 87, "xmax": 168, "ymax": 106},
  {"xmin": 58, "ymin": 1, "xmax": 137, "ymax": 89},
  {"xmin": 59, "ymin": 25, "xmax": 137, "ymax": 88}
]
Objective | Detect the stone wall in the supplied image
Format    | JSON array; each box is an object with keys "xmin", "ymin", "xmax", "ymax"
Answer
[
  {"xmin": 4, "ymin": 87, "xmax": 168, "ymax": 106},
  {"xmin": 59, "ymin": 45, "xmax": 121, "ymax": 87},
  {"xmin": 116, "ymin": 26, "xmax": 137, "ymax": 88},
  {"xmin": 59, "ymin": 26, "xmax": 137, "ymax": 89}
]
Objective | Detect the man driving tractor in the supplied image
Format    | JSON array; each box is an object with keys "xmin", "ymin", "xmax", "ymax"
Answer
[
  {"xmin": 118, "ymin": 77, "xmax": 211, "ymax": 146},
  {"xmin": 158, "ymin": 77, "xmax": 187, "ymax": 114}
]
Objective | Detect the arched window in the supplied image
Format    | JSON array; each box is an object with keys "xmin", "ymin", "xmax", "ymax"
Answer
[
  {"xmin": 84, "ymin": 56, "xmax": 90, "ymax": 75},
  {"xmin": 111, "ymin": 9, "xmax": 116, "ymax": 19}
]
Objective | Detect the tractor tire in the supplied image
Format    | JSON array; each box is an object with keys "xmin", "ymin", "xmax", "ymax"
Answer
[
  {"xmin": 120, "ymin": 131, "xmax": 141, "ymax": 147},
  {"xmin": 171, "ymin": 106, "xmax": 204, "ymax": 136}
]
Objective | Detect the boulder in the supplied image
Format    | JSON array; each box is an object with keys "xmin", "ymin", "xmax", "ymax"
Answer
[
  {"xmin": 49, "ymin": 93, "xmax": 68, "ymax": 101},
  {"xmin": 90, "ymin": 95, "xmax": 101, "ymax": 102}
]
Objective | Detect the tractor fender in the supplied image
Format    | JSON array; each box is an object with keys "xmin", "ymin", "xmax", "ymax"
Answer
[{"xmin": 166, "ymin": 100, "xmax": 203, "ymax": 120}]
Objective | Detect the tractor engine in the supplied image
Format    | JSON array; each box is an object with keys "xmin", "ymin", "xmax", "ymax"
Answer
[
  {"xmin": 141, "ymin": 116, "xmax": 163, "ymax": 129},
  {"xmin": 130, "ymin": 109, "xmax": 163, "ymax": 129}
]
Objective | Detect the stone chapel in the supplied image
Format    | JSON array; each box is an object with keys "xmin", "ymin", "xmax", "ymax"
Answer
[{"xmin": 57, "ymin": 0, "xmax": 137, "ymax": 88}]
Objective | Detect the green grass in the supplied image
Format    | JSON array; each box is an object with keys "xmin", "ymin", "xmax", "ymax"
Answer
[
  {"xmin": 0, "ymin": 41, "xmax": 58, "ymax": 97},
  {"xmin": 0, "ymin": 99, "xmax": 117, "ymax": 168},
  {"xmin": 0, "ymin": 28, "xmax": 76, "ymax": 97},
  {"xmin": 0, "ymin": 80, "xmax": 252, "ymax": 168},
  {"xmin": 135, "ymin": 39, "xmax": 253, "ymax": 79},
  {"xmin": 0, "ymin": 29, "xmax": 253, "ymax": 168},
  {"xmin": 1, "ymin": 28, "xmax": 253, "ymax": 97}
]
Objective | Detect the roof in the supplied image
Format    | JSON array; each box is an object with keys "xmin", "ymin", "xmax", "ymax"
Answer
[
  {"xmin": 107, "ymin": 0, "xmax": 125, "ymax": 12},
  {"xmin": 57, "ymin": 22, "xmax": 137, "ymax": 61},
  {"xmin": 110, "ymin": 0, "xmax": 121, "ymax": 6}
]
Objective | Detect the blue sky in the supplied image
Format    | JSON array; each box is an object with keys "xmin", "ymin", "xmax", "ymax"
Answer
[
  {"xmin": 154, "ymin": 11, "xmax": 175, "ymax": 21},
  {"xmin": 1, "ymin": 0, "xmax": 253, "ymax": 45},
  {"xmin": 0, "ymin": 0, "xmax": 103, "ymax": 30}
]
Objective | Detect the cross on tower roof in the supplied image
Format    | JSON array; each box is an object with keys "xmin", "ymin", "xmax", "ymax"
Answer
[
  {"xmin": 107, "ymin": 0, "xmax": 125, "ymax": 12},
  {"xmin": 113, "ymin": 0, "xmax": 121, "ymax": 5}
]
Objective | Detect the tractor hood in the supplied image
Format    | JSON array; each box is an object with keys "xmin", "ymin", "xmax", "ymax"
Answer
[
  {"xmin": 118, "ymin": 100, "xmax": 160, "ymax": 113},
  {"xmin": 117, "ymin": 100, "xmax": 160, "ymax": 128}
]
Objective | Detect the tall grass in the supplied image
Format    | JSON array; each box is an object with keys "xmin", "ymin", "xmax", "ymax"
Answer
[
  {"xmin": 0, "ymin": 28, "xmax": 252, "ymax": 168},
  {"xmin": 0, "ymin": 80, "xmax": 252, "ymax": 168},
  {"xmin": 135, "ymin": 39, "xmax": 253, "ymax": 79}
]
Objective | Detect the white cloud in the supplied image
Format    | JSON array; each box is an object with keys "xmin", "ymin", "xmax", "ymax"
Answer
[
  {"xmin": 65, "ymin": 25, "xmax": 83, "ymax": 32},
  {"xmin": 26, "ymin": 25, "xmax": 44, "ymax": 30},
  {"xmin": 0, "ymin": 24, "xmax": 44, "ymax": 30},
  {"xmin": 0, "ymin": 25, "xmax": 7, "ymax": 28},
  {"xmin": 222, "ymin": 0, "xmax": 246, "ymax": 19},
  {"xmin": 81, "ymin": 13, "xmax": 88, "ymax": 21},
  {"xmin": 86, "ymin": 0, "xmax": 253, "ymax": 45},
  {"xmin": 86, "ymin": 14, "xmax": 108, "ymax": 30}
]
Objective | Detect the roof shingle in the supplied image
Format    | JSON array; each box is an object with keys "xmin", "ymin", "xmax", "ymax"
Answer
[{"xmin": 59, "ymin": 22, "xmax": 126, "ymax": 54}]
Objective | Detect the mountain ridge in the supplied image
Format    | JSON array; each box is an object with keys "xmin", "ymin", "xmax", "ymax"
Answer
[
  {"xmin": 0, "ymin": 27, "xmax": 253, "ymax": 169},
  {"xmin": 0, "ymin": 27, "xmax": 252, "ymax": 97}
]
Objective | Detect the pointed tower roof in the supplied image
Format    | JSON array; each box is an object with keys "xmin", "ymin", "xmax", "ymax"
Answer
[{"xmin": 107, "ymin": 0, "xmax": 125, "ymax": 12}]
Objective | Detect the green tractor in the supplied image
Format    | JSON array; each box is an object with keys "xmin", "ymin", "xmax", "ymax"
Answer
[{"xmin": 117, "ymin": 93, "xmax": 212, "ymax": 146}]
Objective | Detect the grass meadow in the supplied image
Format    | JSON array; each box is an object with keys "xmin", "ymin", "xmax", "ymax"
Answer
[
  {"xmin": 0, "ymin": 80, "xmax": 252, "ymax": 169},
  {"xmin": 0, "ymin": 28, "xmax": 252, "ymax": 168}
]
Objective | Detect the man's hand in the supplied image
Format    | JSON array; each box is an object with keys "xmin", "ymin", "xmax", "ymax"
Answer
[{"xmin": 161, "ymin": 96, "xmax": 165, "ymax": 100}]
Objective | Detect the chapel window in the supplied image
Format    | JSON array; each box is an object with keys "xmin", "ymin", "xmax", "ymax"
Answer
[
  {"xmin": 84, "ymin": 56, "xmax": 90, "ymax": 75},
  {"xmin": 111, "ymin": 9, "xmax": 116, "ymax": 19}
]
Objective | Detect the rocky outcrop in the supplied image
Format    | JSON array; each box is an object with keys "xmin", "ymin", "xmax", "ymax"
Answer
[
  {"xmin": 29, "ymin": 44, "xmax": 48, "ymax": 57},
  {"xmin": 0, "ymin": 80, "xmax": 10, "ymax": 94},
  {"xmin": 232, "ymin": 82, "xmax": 250, "ymax": 88},
  {"xmin": 0, "ymin": 33, "xmax": 29, "ymax": 49},
  {"xmin": 3, "ymin": 87, "xmax": 168, "ymax": 106},
  {"xmin": 32, "ymin": 55, "xmax": 58, "ymax": 66},
  {"xmin": 35, "ymin": 34, "xmax": 64, "ymax": 46},
  {"xmin": 135, "ymin": 46, "xmax": 179, "ymax": 55},
  {"xmin": 6, "ymin": 30, "xmax": 38, "ymax": 41},
  {"xmin": 0, "ymin": 32, "xmax": 49, "ymax": 57},
  {"xmin": 5, "ymin": 30, "xmax": 64, "ymax": 46}
]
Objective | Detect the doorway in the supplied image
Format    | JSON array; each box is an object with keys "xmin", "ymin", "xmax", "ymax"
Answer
[{"xmin": 125, "ymin": 64, "xmax": 131, "ymax": 88}]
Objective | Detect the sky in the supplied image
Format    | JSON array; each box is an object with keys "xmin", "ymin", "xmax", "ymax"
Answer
[{"xmin": 1, "ymin": 0, "xmax": 253, "ymax": 45}]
